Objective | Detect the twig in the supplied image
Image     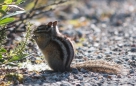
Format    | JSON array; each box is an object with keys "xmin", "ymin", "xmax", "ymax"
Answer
[
  {"xmin": 33, "ymin": 0, "xmax": 67, "ymax": 11},
  {"xmin": 8, "ymin": 0, "xmax": 68, "ymax": 26},
  {"xmin": 8, "ymin": 0, "xmax": 67, "ymax": 29},
  {"xmin": 26, "ymin": 0, "xmax": 39, "ymax": 19}
]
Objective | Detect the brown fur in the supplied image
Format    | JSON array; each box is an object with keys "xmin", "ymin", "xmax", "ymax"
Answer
[
  {"xmin": 72, "ymin": 60, "xmax": 128, "ymax": 75},
  {"xmin": 33, "ymin": 22, "xmax": 128, "ymax": 75}
]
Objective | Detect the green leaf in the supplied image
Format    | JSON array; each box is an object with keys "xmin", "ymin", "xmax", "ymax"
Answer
[
  {"xmin": 6, "ymin": 5, "xmax": 24, "ymax": 10},
  {"xmin": 1, "ymin": 11, "xmax": 25, "ymax": 19},
  {"xmin": 2, "ymin": 5, "xmax": 8, "ymax": 11},
  {"xmin": 0, "ymin": 48, "xmax": 6, "ymax": 62},
  {"xmin": 0, "ymin": 9, "xmax": 6, "ymax": 15},
  {"xmin": 0, "ymin": 0, "xmax": 4, "ymax": 4},
  {"xmin": 0, "ymin": 59, "xmax": 4, "ymax": 62},
  {"xmin": 0, "ymin": 17, "xmax": 15, "ymax": 25},
  {"xmin": 2, "ymin": 0, "xmax": 12, "ymax": 11},
  {"xmin": 4, "ymin": 0, "xmax": 12, "ymax": 4},
  {"xmin": 9, "ymin": 55, "xmax": 20, "ymax": 62},
  {"xmin": 0, "ymin": 48, "xmax": 7, "ymax": 53},
  {"xmin": 9, "ymin": 54, "xmax": 27, "ymax": 62},
  {"xmin": 0, "ymin": 54, "xmax": 4, "ymax": 62},
  {"xmin": 0, "ymin": 54, "xmax": 2, "ymax": 59}
]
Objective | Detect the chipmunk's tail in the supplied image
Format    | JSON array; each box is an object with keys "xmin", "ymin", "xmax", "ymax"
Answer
[{"xmin": 72, "ymin": 60, "xmax": 128, "ymax": 75}]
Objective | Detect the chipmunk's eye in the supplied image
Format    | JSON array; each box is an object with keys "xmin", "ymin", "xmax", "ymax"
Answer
[
  {"xmin": 45, "ymin": 25, "xmax": 51, "ymax": 32},
  {"xmin": 32, "ymin": 35, "xmax": 39, "ymax": 39},
  {"xmin": 36, "ymin": 25, "xmax": 51, "ymax": 32}
]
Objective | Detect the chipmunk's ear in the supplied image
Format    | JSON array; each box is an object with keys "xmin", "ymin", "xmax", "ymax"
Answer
[
  {"xmin": 53, "ymin": 21, "xmax": 57, "ymax": 27},
  {"xmin": 47, "ymin": 22, "xmax": 52, "ymax": 26}
]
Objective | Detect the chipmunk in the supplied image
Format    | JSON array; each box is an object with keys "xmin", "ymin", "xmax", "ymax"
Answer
[{"xmin": 33, "ymin": 21, "xmax": 128, "ymax": 75}]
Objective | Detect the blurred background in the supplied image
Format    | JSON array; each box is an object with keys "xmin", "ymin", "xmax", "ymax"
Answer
[
  {"xmin": 1, "ymin": 0, "xmax": 136, "ymax": 63},
  {"xmin": 1, "ymin": 0, "xmax": 136, "ymax": 85}
]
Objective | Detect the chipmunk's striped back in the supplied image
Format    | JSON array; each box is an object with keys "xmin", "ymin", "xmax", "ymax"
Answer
[{"xmin": 33, "ymin": 21, "xmax": 75, "ymax": 72}]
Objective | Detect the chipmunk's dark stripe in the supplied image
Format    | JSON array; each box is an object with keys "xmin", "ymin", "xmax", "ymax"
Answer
[
  {"xmin": 56, "ymin": 36, "xmax": 75, "ymax": 70},
  {"xmin": 52, "ymin": 26, "xmax": 75, "ymax": 70},
  {"xmin": 51, "ymin": 38, "xmax": 68, "ymax": 71}
]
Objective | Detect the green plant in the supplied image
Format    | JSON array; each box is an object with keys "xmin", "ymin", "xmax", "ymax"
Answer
[
  {"xmin": 0, "ymin": 0, "xmax": 26, "ymax": 47},
  {"xmin": 0, "ymin": 0, "xmax": 26, "ymax": 25},
  {"xmin": 0, "ymin": 23, "xmax": 32, "ymax": 64},
  {"xmin": 8, "ymin": 23, "xmax": 31, "ymax": 62},
  {"xmin": 0, "ymin": 0, "xmax": 27, "ymax": 64},
  {"xmin": 0, "ymin": 0, "xmax": 68, "ymax": 65}
]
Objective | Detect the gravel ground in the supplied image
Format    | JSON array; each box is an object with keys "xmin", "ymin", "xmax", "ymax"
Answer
[{"xmin": 6, "ymin": 0, "xmax": 136, "ymax": 86}]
